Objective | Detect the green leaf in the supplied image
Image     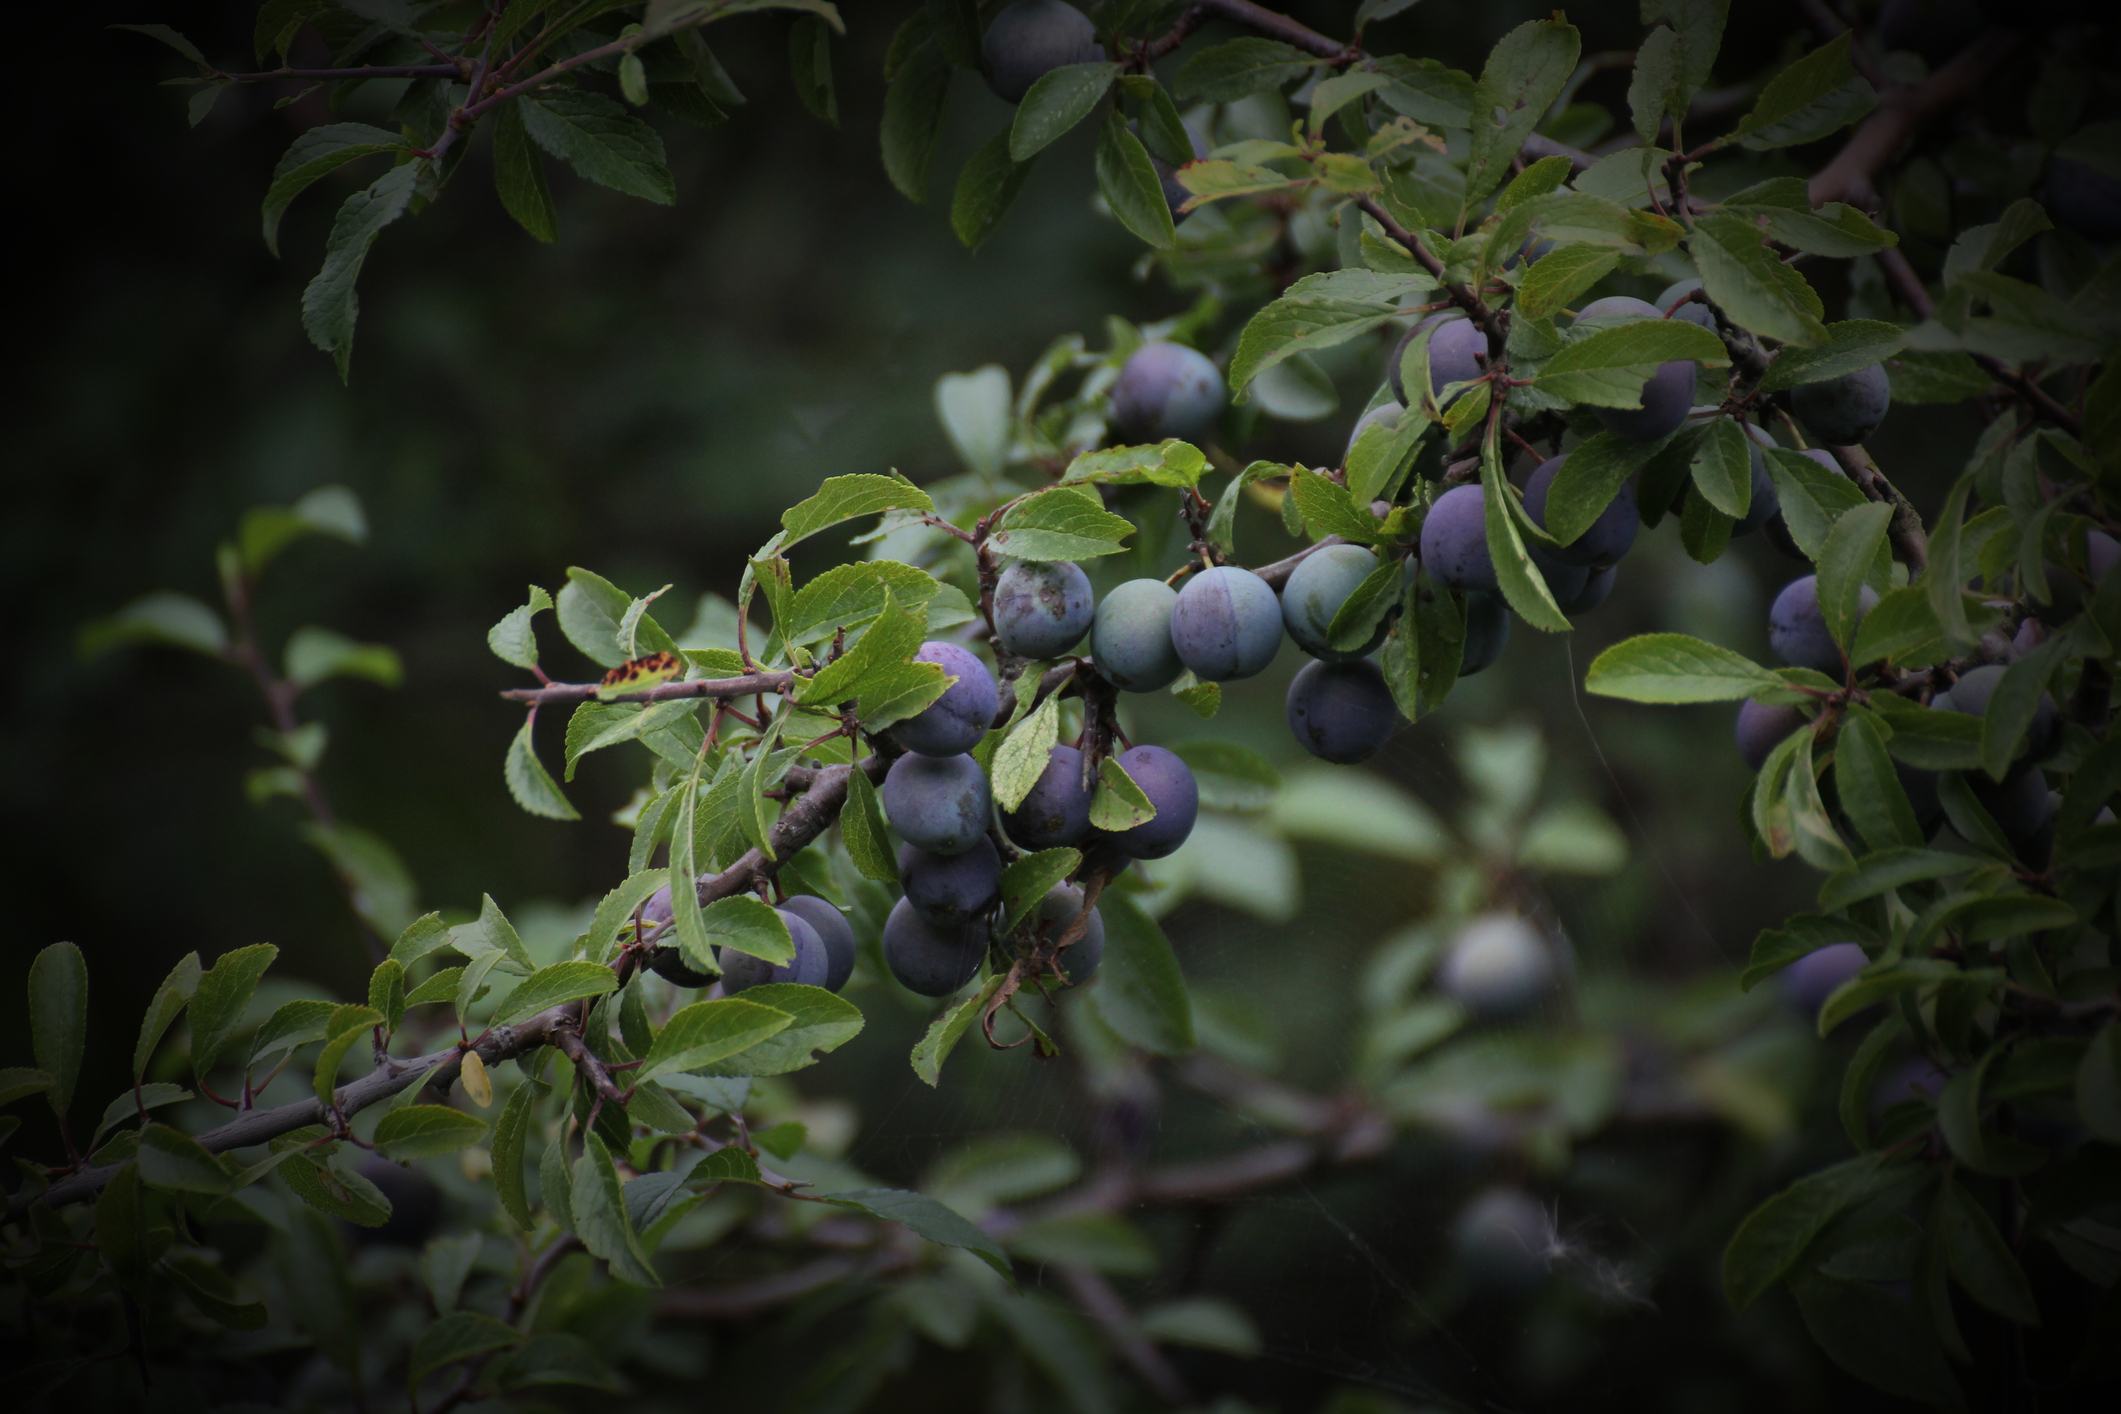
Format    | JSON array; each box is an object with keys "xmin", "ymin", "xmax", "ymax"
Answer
[
  {"xmin": 1759, "ymin": 320, "xmax": 1906, "ymax": 392},
  {"xmin": 990, "ymin": 487, "xmax": 1135, "ymax": 561},
  {"xmin": 260, "ymin": 122, "xmax": 405, "ymax": 256},
  {"xmin": 787, "ymin": 14, "xmax": 836, "ymax": 122},
  {"xmin": 910, "ymin": 977, "xmax": 1006, "ymax": 1088},
  {"xmin": 1227, "ymin": 278, "xmax": 1413, "ymax": 396},
  {"xmin": 1735, "ymin": 31, "xmax": 1876, "ymax": 150},
  {"xmin": 300, "ymin": 161, "xmax": 420, "ymax": 381},
  {"xmin": 999, "ymin": 849, "xmax": 1083, "ymax": 934},
  {"xmin": 312, "ymin": 1004, "xmax": 385, "ymax": 1104},
  {"xmin": 95, "ymin": 1162, "xmax": 150, "ymax": 1285},
  {"xmin": 1061, "ymin": 440, "xmax": 1210, "ymax": 489},
  {"xmin": 373, "ymin": 1105, "xmax": 487, "ymax": 1160},
  {"xmin": 404, "ymin": 966, "xmax": 465, "ymax": 1008},
  {"xmin": 1093, "ymin": 893, "xmax": 1193, "ymax": 1056},
  {"xmin": 573, "ymin": 1133, "xmax": 660, "ymax": 1285},
  {"xmin": 1517, "ymin": 799, "xmax": 1628, "ymax": 874},
  {"xmin": 1584, "ymin": 633, "xmax": 1782, "ymax": 702},
  {"xmin": 1690, "ymin": 212, "xmax": 1827, "ymax": 345},
  {"xmin": 782, "ymin": 471, "xmax": 935, "ymax": 544},
  {"xmin": 817, "ymin": 1187, "xmax": 1011, "ymax": 1279},
  {"xmin": 28, "ymin": 942, "xmax": 87, "ymax": 1116},
  {"xmin": 133, "ymin": 951, "xmax": 201, "ymax": 1083},
  {"xmin": 1787, "ymin": 1268, "xmax": 1960, "ymax": 1404},
  {"xmin": 78, "ymin": 591, "xmax": 230, "ymax": 659},
  {"xmin": 1094, "ymin": 110, "xmax": 1176, "ymax": 250},
  {"xmin": 1009, "ymin": 1211, "xmax": 1156, "ymax": 1274},
  {"xmin": 237, "ymin": 484, "xmax": 368, "ymax": 574},
  {"xmin": 690, "ymin": 896, "xmax": 796, "ymax": 977},
  {"xmin": 691, "ymin": 982, "xmax": 863, "ymax": 1077},
  {"xmin": 1979, "ymin": 636, "xmax": 2069, "ymax": 780},
  {"xmin": 504, "ymin": 715, "xmax": 579, "ymax": 820},
  {"xmin": 555, "ymin": 566, "xmax": 678, "ymax": 669},
  {"xmin": 1939, "ymin": 1055, "xmax": 2046, "ymax": 1176},
  {"xmin": 784, "ymin": 561, "xmax": 943, "ymax": 646},
  {"xmin": 1010, "ymin": 61, "xmax": 1119, "ymax": 161},
  {"xmin": 991, "ymin": 696, "xmax": 1061, "ymax": 815},
  {"xmin": 246, "ymin": 999, "xmax": 338, "ymax": 1071},
  {"xmin": 925, "ymin": 1132, "xmax": 1080, "ymax": 1212},
  {"xmin": 1935, "ymin": 1177, "xmax": 2038, "ymax": 1324},
  {"xmin": 189, "ymin": 943, "xmax": 280, "ymax": 1077},
  {"xmin": 841, "ymin": 767, "xmax": 898, "ymax": 883},
  {"xmin": 1819, "ymin": 960, "xmax": 1969, "ymax": 1037},
  {"xmin": 490, "ymin": 1082, "xmax": 536, "ymax": 1231},
  {"xmin": 0, "ymin": 1068, "xmax": 53, "ymax": 1108},
  {"xmin": 1817, "ymin": 847, "xmax": 1981, "ymax": 910},
  {"xmin": 636, "ymin": 998, "xmax": 794, "ymax": 1085},
  {"xmin": 1534, "ymin": 317, "xmax": 1727, "ymax": 406},
  {"xmin": 1138, "ymin": 1297, "xmax": 1262, "ymax": 1356},
  {"xmin": 881, "ymin": 52, "xmax": 950, "ymax": 201},
  {"xmin": 1326, "ymin": 554, "xmax": 1403, "ymax": 654},
  {"xmin": 1534, "ymin": 432, "xmax": 1647, "ymax": 548},
  {"xmin": 1628, "ymin": 24, "xmax": 1685, "ymax": 144},
  {"xmin": 1516, "ymin": 244, "xmax": 1623, "ymax": 319},
  {"xmin": 1816, "ymin": 503, "xmax": 1893, "ymax": 650},
  {"xmin": 137, "ymin": 1122, "xmax": 232, "ymax": 1194},
  {"xmin": 1924, "ymin": 475, "xmax": 1976, "ymax": 653},
  {"xmin": 1463, "ymin": 18, "xmax": 1581, "ymax": 206},
  {"xmin": 1174, "ymin": 38, "xmax": 1318, "ymax": 102},
  {"xmin": 253, "ymin": 0, "xmax": 320, "ymax": 61},
  {"xmin": 490, "ymin": 961, "xmax": 618, "ymax": 1028},
  {"xmin": 113, "ymin": 22, "xmax": 206, "ymax": 64},
  {"xmin": 519, "ymin": 89, "xmax": 675, "ymax": 204},
  {"xmin": 951, "ymin": 130, "xmax": 1032, "ymax": 250},
  {"xmin": 1833, "ymin": 713, "xmax": 1922, "ymax": 851},
  {"xmin": 410, "ymin": 1310, "xmax": 522, "ymax": 1385},
  {"xmin": 1688, "ymin": 418, "xmax": 1753, "ymax": 519},
  {"xmin": 795, "ymin": 588, "xmax": 926, "ymax": 710},
  {"xmin": 1763, "ymin": 447, "xmax": 1868, "ymax": 561},
  {"xmin": 1722, "ymin": 1154, "xmax": 1888, "ymax": 1309},
  {"xmin": 454, "ymin": 893, "xmax": 535, "ymax": 970},
  {"xmin": 1168, "ymin": 742, "xmax": 1279, "ymax": 814},
  {"xmin": 1089, "ymin": 755, "xmax": 1158, "ymax": 833},
  {"xmin": 284, "ymin": 626, "xmax": 401, "ymax": 690},
  {"xmin": 492, "ymin": 101, "xmax": 558, "ymax": 243},
  {"xmin": 2076, "ymin": 1026, "xmax": 2121, "ymax": 1145},
  {"xmin": 1482, "ymin": 451, "xmax": 1570, "ymax": 632},
  {"xmin": 1288, "ymin": 467, "xmax": 1386, "ymax": 542}
]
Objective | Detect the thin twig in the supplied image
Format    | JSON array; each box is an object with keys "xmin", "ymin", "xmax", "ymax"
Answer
[{"xmin": 224, "ymin": 571, "xmax": 385, "ymax": 964}]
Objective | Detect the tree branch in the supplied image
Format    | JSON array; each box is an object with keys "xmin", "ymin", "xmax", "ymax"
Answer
[
  {"xmin": 1196, "ymin": 0, "xmax": 1352, "ymax": 60},
  {"xmin": 1829, "ymin": 443, "xmax": 1930, "ymax": 572},
  {"xmin": 1057, "ymin": 1265, "xmax": 1194, "ymax": 1406},
  {"xmin": 18, "ymin": 1010, "xmax": 579, "ymax": 1215},
  {"xmin": 213, "ymin": 63, "xmax": 463, "ymax": 84},
  {"xmin": 459, "ymin": 3, "xmax": 729, "ymax": 124},
  {"xmin": 1872, "ymin": 245, "xmax": 2084, "ymax": 437},
  {"xmin": 1353, "ymin": 195, "xmax": 1505, "ymax": 350},
  {"xmin": 423, "ymin": 1235, "xmax": 581, "ymax": 1414},
  {"xmin": 500, "ymin": 669, "xmax": 797, "ymax": 707},
  {"xmin": 1808, "ymin": 32, "xmax": 2021, "ymax": 207}
]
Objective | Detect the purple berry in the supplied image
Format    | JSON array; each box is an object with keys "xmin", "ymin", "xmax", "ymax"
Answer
[
  {"xmin": 1103, "ymin": 744, "xmax": 1198, "ymax": 859},
  {"xmin": 1001, "ymin": 743, "xmax": 1096, "ymax": 848},
  {"xmin": 1286, "ymin": 658, "xmax": 1399, "ymax": 764},
  {"xmin": 892, "ymin": 642, "xmax": 998, "ymax": 757}
]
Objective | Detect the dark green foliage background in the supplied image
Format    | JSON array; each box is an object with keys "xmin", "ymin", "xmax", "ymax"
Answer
[{"xmin": 1, "ymin": 3, "xmax": 2064, "ymax": 1409}]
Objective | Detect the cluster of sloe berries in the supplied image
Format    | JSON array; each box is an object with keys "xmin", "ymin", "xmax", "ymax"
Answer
[{"xmin": 1402, "ymin": 294, "xmax": 1893, "ymax": 619}]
